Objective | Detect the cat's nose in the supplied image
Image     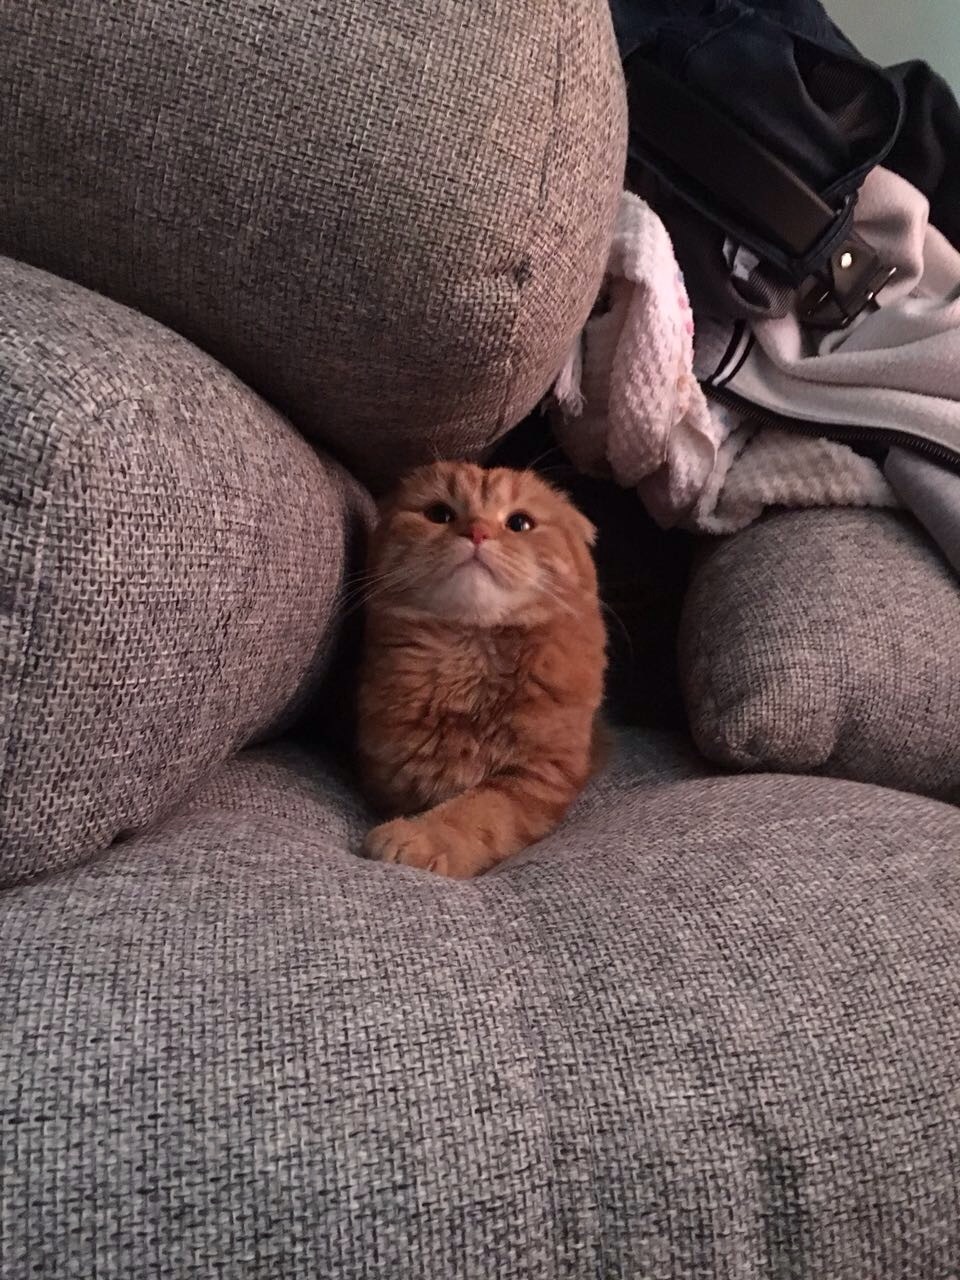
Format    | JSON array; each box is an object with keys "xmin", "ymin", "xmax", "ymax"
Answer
[{"xmin": 467, "ymin": 522, "xmax": 491, "ymax": 546}]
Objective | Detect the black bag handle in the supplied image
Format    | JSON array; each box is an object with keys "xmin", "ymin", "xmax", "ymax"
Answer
[
  {"xmin": 625, "ymin": 58, "xmax": 897, "ymax": 327},
  {"xmin": 626, "ymin": 58, "xmax": 840, "ymax": 258}
]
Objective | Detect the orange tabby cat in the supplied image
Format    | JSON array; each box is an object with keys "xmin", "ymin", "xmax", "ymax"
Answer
[{"xmin": 357, "ymin": 461, "xmax": 607, "ymax": 879}]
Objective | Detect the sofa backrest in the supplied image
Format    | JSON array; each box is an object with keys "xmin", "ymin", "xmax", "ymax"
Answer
[{"xmin": 0, "ymin": 0, "xmax": 625, "ymax": 486}]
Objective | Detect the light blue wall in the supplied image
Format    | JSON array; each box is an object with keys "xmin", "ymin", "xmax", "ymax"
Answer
[{"xmin": 827, "ymin": 1, "xmax": 960, "ymax": 89}]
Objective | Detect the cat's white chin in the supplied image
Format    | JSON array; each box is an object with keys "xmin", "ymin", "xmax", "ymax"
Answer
[{"xmin": 428, "ymin": 560, "xmax": 516, "ymax": 626}]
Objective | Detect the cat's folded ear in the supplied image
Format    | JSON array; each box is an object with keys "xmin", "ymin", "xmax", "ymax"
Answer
[{"xmin": 374, "ymin": 492, "xmax": 401, "ymax": 523}]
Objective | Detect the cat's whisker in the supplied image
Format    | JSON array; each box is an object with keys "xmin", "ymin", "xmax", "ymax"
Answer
[
  {"xmin": 337, "ymin": 563, "xmax": 437, "ymax": 619},
  {"xmin": 341, "ymin": 578, "xmax": 405, "ymax": 602},
  {"xmin": 428, "ymin": 435, "xmax": 445, "ymax": 463},
  {"xmin": 350, "ymin": 565, "xmax": 430, "ymax": 600},
  {"xmin": 490, "ymin": 548, "xmax": 579, "ymax": 618},
  {"xmin": 338, "ymin": 569, "xmax": 414, "ymax": 610},
  {"xmin": 599, "ymin": 601, "xmax": 634, "ymax": 657},
  {"xmin": 527, "ymin": 464, "xmax": 577, "ymax": 483},
  {"xmin": 342, "ymin": 562, "xmax": 411, "ymax": 590},
  {"xmin": 343, "ymin": 564, "xmax": 412, "ymax": 592},
  {"xmin": 520, "ymin": 446, "xmax": 567, "ymax": 474},
  {"xmin": 347, "ymin": 557, "xmax": 432, "ymax": 590},
  {"xmin": 535, "ymin": 584, "xmax": 578, "ymax": 618}
]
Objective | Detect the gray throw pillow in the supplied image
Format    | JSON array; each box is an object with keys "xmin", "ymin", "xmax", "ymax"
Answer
[
  {"xmin": 680, "ymin": 509, "xmax": 960, "ymax": 800},
  {"xmin": 0, "ymin": 258, "xmax": 372, "ymax": 886},
  {"xmin": 0, "ymin": 0, "xmax": 625, "ymax": 487}
]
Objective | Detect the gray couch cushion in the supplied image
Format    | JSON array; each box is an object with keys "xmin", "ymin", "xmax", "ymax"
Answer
[
  {"xmin": 0, "ymin": 0, "xmax": 626, "ymax": 486},
  {"xmin": 680, "ymin": 509, "xmax": 960, "ymax": 800},
  {"xmin": 3, "ymin": 732, "xmax": 958, "ymax": 1278},
  {"xmin": 0, "ymin": 257, "xmax": 372, "ymax": 887}
]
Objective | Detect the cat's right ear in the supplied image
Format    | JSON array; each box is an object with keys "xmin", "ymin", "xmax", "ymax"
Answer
[
  {"xmin": 374, "ymin": 493, "xmax": 400, "ymax": 525},
  {"xmin": 376, "ymin": 467, "xmax": 423, "ymax": 522}
]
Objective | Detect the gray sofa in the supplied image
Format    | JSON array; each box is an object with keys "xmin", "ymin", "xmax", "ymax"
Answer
[{"xmin": 2, "ymin": 3, "xmax": 959, "ymax": 1277}]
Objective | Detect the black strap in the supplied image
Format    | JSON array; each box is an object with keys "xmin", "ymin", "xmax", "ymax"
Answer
[
  {"xmin": 625, "ymin": 58, "xmax": 837, "ymax": 257},
  {"xmin": 625, "ymin": 57, "xmax": 897, "ymax": 328}
]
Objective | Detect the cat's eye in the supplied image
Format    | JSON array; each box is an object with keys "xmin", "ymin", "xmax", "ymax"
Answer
[
  {"xmin": 505, "ymin": 511, "xmax": 535, "ymax": 533},
  {"xmin": 424, "ymin": 503, "xmax": 455, "ymax": 524}
]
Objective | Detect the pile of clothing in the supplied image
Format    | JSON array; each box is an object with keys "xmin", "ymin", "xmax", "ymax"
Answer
[{"xmin": 554, "ymin": 0, "xmax": 960, "ymax": 572}]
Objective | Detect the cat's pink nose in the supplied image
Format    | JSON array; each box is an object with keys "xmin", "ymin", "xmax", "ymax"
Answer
[{"xmin": 468, "ymin": 522, "xmax": 491, "ymax": 546}]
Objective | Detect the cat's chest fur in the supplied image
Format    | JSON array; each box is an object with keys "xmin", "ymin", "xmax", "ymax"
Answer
[
  {"xmin": 384, "ymin": 625, "xmax": 534, "ymax": 730},
  {"xmin": 420, "ymin": 627, "xmax": 526, "ymax": 716},
  {"xmin": 362, "ymin": 622, "xmax": 559, "ymax": 809}
]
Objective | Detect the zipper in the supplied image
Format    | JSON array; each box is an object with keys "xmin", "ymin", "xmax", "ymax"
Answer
[{"xmin": 706, "ymin": 383, "xmax": 960, "ymax": 473}]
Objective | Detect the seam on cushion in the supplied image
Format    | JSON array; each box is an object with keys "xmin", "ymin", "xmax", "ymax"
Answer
[
  {"xmin": 0, "ymin": 387, "xmax": 136, "ymax": 882},
  {"xmin": 492, "ymin": 262, "xmax": 527, "ymax": 440},
  {"xmin": 476, "ymin": 887, "xmax": 568, "ymax": 1272},
  {"xmin": 0, "ymin": 447, "xmax": 51, "ymax": 815},
  {"xmin": 693, "ymin": 584, "xmax": 749, "ymax": 760},
  {"xmin": 0, "ymin": 831, "xmax": 121, "ymax": 895},
  {"xmin": 0, "ymin": 805, "xmax": 360, "ymax": 897},
  {"xmin": 538, "ymin": 27, "xmax": 564, "ymax": 213},
  {"xmin": 679, "ymin": 565, "xmax": 765, "ymax": 772},
  {"xmin": 493, "ymin": 259, "xmax": 524, "ymax": 441},
  {"xmin": 137, "ymin": 803, "xmax": 366, "ymax": 862},
  {"xmin": 496, "ymin": 867, "xmax": 611, "ymax": 1274},
  {"xmin": 680, "ymin": 590, "xmax": 723, "ymax": 750},
  {"xmin": 494, "ymin": 0, "xmax": 564, "ymax": 440}
]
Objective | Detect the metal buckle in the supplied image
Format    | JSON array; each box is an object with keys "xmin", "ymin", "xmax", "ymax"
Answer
[{"xmin": 798, "ymin": 232, "xmax": 898, "ymax": 330}]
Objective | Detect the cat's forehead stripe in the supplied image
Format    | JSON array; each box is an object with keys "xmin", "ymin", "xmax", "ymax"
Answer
[
  {"xmin": 495, "ymin": 470, "xmax": 518, "ymax": 511},
  {"xmin": 452, "ymin": 467, "xmax": 474, "ymax": 507}
]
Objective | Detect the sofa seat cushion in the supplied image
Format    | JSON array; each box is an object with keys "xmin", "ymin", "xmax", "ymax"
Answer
[{"xmin": 3, "ymin": 732, "xmax": 959, "ymax": 1278}]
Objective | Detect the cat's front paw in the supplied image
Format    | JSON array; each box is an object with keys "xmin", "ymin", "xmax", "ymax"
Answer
[{"xmin": 364, "ymin": 817, "xmax": 479, "ymax": 878}]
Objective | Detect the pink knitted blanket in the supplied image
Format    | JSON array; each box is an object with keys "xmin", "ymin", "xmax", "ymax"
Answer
[{"xmin": 552, "ymin": 192, "xmax": 897, "ymax": 532}]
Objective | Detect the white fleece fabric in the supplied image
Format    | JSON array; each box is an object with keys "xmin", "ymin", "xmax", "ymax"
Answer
[{"xmin": 552, "ymin": 175, "xmax": 960, "ymax": 533}]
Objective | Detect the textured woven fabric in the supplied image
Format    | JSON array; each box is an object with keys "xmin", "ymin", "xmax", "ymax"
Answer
[
  {"xmin": 553, "ymin": 191, "xmax": 897, "ymax": 534},
  {"xmin": 680, "ymin": 509, "xmax": 960, "ymax": 799},
  {"xmin": 3, "ymin": 732, "xmax": 959, "ymax": 1278},
  {"xmin": 0, "ymin": 257, "xmax": 373, "ymax": 887},
  {"xmin": 0, "ymin": 0, "xmax": 626, "ymax": 487}
]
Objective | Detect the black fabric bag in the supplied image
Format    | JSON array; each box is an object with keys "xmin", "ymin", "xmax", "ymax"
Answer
[
  {"xmin": 610, "ymin": 0, "xmax": 909, "ymax": 323},
  {"xmin": 886, "ymin": 59, "xmax": 960, "ymax": 250}
]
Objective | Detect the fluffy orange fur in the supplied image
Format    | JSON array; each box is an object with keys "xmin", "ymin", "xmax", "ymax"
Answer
[{"xmin": 357, "ymin": 461, "xmax": 607, "ymax": 878}]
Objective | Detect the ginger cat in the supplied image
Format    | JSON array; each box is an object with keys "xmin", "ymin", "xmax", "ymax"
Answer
[{"xmin": 357, "ymin": 461, "xmax": 606, "ymax": 879}]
